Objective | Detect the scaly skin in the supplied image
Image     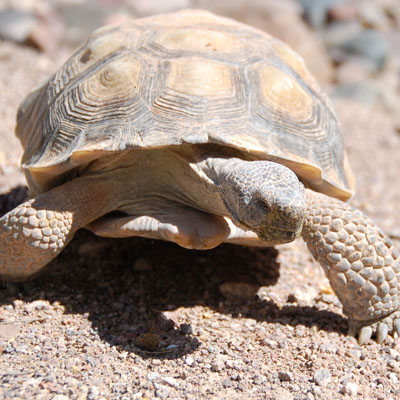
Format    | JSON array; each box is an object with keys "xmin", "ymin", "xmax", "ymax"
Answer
[
  {"xmin": 0, "ymin": 198, "xmax": 74, "ymax": 280},
  {"xmin": 0, "ymin": 176, "xmax": 113, "ymax": 281},
  {"xmin": 302, "ymin": 189, "xmax": 400, "ymax": 344}
]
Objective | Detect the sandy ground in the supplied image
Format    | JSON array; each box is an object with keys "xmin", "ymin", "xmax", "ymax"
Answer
[{"xmin": 1, "ymin": 1, "xmax": 400, "ymax": 399}]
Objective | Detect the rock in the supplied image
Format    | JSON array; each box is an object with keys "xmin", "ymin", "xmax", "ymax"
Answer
[
  {"xmin": 87, "ymin": 386, "xmax": 100, "ymax": 400},
  {"xmin": 161, "ymin": 376, "xmax": 179, "ymax": 388},
  {"xmin": 298, "ymin": 0, "xmax": 341, "ymax": 29},
  {"xmin": 147, "ymin": 372, "xmax": 160, "ymax": 382},
  {"xmin": 341, "ymin": 29, "xmax": 389, "ymax": 71},
  {"xmin": 27, "ymin": 300, "xmax": 50, "ymax": 311},
  {"xmin": 278, "ymin": 371, "xmax": 293, "ymax": 382},
  {"xmin": 185, "ymin": 356, "xmax": 195, "ymax": 366},
  {"xmin": 341, "ymin": 381, "xmax": 358, "ymax": 396},
  {"xmin": 357, "ymin": 1, "xmax": 390, "ymax": 30},
  {"xmin": 313, "ymin": 368, "xmax": 331, "ymax": 385},
  {"xmin": 180, "ymin": 323, "xmax": 193, "ymax": 335},
  {"xmin": 0, "ymin": 9, "xmax": 38, "ymax": 44},
  {"xmin": 154, "ymin": 383, "xmax": 170, "ymax": 399},
  {"xmin": 222, "ymin": 378, "xmax": 233, "ymax": 388},
  {"xmin": 291, "ymin": 286, "xmax": 318, "ymax": 304},
  {"xmin": 211, "ymin": 359, "xmax": 225, "ymax": 372},
  {"xmin": 323, "ymin": 20, "xmax": 363, "ymax": 49},
  {"xmin": 324, "ymin": 20, "xmax": 389, "ymax": 71}
]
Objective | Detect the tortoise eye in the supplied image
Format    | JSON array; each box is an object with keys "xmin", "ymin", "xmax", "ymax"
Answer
[{"xmin": 257, "ymin": 199, "xmax": 272, "ymax": 213}]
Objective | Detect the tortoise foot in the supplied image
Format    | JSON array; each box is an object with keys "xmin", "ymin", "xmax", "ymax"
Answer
[
  {"xmin": 348, "ymin": 311, "xmax": 400, "ymax": 344},
  {"xmin": 302, "ymin": 189, "xmax": 400, "ymax": 344}
]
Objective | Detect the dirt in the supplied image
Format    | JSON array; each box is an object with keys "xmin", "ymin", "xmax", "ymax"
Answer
[{"xmin": 1, "ymin": 2, "xmax": 400, "ymax": 400}]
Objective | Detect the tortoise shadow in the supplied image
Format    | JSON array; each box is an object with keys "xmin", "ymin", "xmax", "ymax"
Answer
[{"xmin": 0, "ymin": 188, "xmax": 347, "ymax": 359}]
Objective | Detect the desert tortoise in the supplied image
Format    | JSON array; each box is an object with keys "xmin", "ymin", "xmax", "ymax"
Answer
[{"xmin": 1, "ymin": 10, "xmax": 399, "ymax": 344}]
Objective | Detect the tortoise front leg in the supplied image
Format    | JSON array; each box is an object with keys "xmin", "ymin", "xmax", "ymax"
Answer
[
  {"xmin": 302, "ymin": 189, "xmax": 400, "ymax": 344},
  {"xmin": 0, "ymin": 176, "xmax": 114, "ymax": 282}
]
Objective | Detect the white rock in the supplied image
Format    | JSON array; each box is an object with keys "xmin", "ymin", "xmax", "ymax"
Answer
[
  {"xmin": 162, "ymin": 376, "xmax": 179, "ymax": 388},
  {"xmin": 313, "ymin": 368, "xmax": 331, "ymax": 385},
  {"xmin": 342, "ymin": 382, "xmax": 358, "ymax": 396},
  {"xmin": 185, "ymin": 356, "xmax": 195, "ymax": 366},
  {"xmin": 388, "ymin": 372, "xmax": 398, "ymax": 383},
  {"xmin": 28, "ymin": 300, "xmax": 50, "ymax": 311}
]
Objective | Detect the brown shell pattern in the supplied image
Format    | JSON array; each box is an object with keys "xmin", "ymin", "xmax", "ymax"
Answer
[{"xmin": 16, "ymin": 9, "xmax": 354, "ymax": 200}]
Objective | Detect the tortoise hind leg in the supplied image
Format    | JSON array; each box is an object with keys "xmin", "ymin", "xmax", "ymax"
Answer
[
  {"xmin": 0, "ymin": 176, "xmax": 114, "ymax": 281},
  {"xmin": 302, "ymin": 188, "xmax": 400, "ymax": 344}
]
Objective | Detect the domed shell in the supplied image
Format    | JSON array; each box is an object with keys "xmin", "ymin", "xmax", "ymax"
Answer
[{"xmin": 16, "ymin": 9, "xmax": 354, "ymax": 200}]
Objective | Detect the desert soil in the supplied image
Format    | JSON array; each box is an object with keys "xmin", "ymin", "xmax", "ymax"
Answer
[{"xmin": 0, "ymin": 1, "xmax": 400, "ymax": 399}]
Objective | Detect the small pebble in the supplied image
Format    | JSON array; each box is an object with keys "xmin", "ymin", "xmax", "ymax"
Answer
[
  {"xmin": 211, "ymin": 360, "xmax": 225, "ymax": 372},
  {"xmin": 388, "ymin": 372, "xmax": 398, "ymax": 383},
  {"xmin": 154, "ymin": 383, "xmax": 170, "ymax": 399},
  {"xmin": 222, "ymin": 378, "xmax": 233, "ymax": 388},
  {"xmin": 341, "ymin": 29, "xmax": 389, "ymax": 71},
  {"xmin": 185, "ymin": 356, "xmax": 195, "ymax": 366},
  {"xmin": 0, "ymin": 9, "xmax": 38, "ymax": 43},
  {"xmin": 180, "ymin": 323, "xmax": 193, "ymax": 335},
  {"xmin": 162, "ymin": 376, "xmax": 179, "ymax": 388},
  {"xmin": 28, "ymin": 300, "xmax": 50, "ymax": 311},
  {"xmin": 278, "ymin": 371, "xmax": 293, "ymax": 382},
  {"xmin": 313, "ymin": 368, "xmax": 331, "ymax": 385},
  {"xmin": 87, "ymin": 386, "xmax": 100, "ymax": 400},
  {"xmin": 147, "ymin": 372, "xmax": 160, "ymax": 382},
  {"xmin": 299, "ymin": 0, "xmax": 340, "ymax": 29},
  {"xmin": 342, "ymin": 382, "xmax": 358, "ymax": 396}
]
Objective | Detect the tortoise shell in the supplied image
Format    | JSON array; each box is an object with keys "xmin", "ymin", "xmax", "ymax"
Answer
[{"xmin": 16, "ymin": 9, "xmax": 354, "ymax": 200}]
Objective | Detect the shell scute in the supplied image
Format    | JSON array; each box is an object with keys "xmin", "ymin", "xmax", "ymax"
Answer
[{"xmin": 16, "ymin": 9, "xmax": 354, "ymax": 199}]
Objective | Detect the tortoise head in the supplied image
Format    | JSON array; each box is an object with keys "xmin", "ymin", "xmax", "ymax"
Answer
[{"xmin": 207, "ymin": 158, "xmax": 307, "ymax": 244}]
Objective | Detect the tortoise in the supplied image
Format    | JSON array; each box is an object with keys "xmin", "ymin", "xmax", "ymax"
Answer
[{"xmin": 1, "ymin": 9, "xmax": 399, "ymax": 344}]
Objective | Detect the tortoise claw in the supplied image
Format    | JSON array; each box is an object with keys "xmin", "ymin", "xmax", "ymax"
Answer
[
  {"xmin": 352, "ymin": 311, "xmax": 400, "ymax": 345},
  {"xmin": 376, "ymin": 323, "xmax": 388, "ymax": 344},
  {"xmin": 394, "ymin": 319, "xmax": 400, "ymax": 337},
  {"xmin": 358, "ymin": 326, "xmax": 372, "ymax": 345}
]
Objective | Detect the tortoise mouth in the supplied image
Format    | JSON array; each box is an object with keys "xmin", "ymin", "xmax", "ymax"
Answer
[{"xmin": 256, "ymin": 221, "xmax": 303, "ymax": 244}]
